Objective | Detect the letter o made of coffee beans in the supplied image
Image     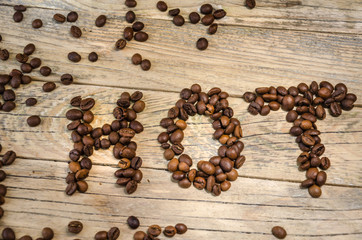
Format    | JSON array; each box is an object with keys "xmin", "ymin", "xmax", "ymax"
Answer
[{"xmin": 158, "ymin": 84, "xmax": 245, "ymax": 196}]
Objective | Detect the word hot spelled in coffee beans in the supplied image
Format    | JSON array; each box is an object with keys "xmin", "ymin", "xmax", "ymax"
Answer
[
  {"xmin": 65, "ymin": 92, "xmax": 145, "ymax": 195},
  {"xmin": 243, "ymin": 81, "xmax": 357, "ymax": 198},
  {"xmin": 158, "ymin": 84, "xmax": 245, "ymax": 196}
]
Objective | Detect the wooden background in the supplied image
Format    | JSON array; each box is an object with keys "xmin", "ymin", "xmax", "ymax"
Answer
[{"xmin": 0, "ymin": 0, "xmax": 361, "ymax": 239}]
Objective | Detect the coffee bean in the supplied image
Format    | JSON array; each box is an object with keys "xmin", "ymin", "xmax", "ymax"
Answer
[
  {"xmin": 132, "ymin": 21, "xmax": 144, "ymax": 32},
  {"xmin": 14, "ymin": 4, "xmax": 27, "ymax": 11},
  {"xmin": 80, "ymin": 98, "xmax": 95, "ymax": 111},
  {"xmin": 27, "ymin": 115, "xmax": 41, "ymax": 127},
  {"xmin": 201, "ymin": 14, "xmax": 214, "ymax": 26},
  {"xmin": 124, "ymin": 27, "xmax": 134, "ymax": 41},
  {"xmin": 125, "ymin": 11, "xmax": 136, "ymax": 23},
  {"xmin": 3, "ymin": 89, "xmax": 16, "ymax": 101},
  {"xmin": 169, "ymin": 8, "xmax": 180, "ymax": 16},
  {"xmin": 200, "ymin": 4, "xmax": 213, "ymax": 14},
  {"xmin": 301, "ymin": 134, "xmax": 315, "ymax": 146},
  {"xmin": 196, "ymin": 38, "xmax": 208, "ymax": 50},
  {"xmin": 243, "ymin": 92, "xmax": 257, "ymax": 102},
  {"xmin": 0, "ymin": 184, "xmax": 7, "ymax": 196},
  {"xmin": 320, "ymin": 157, "xmax": 330, "ymax": 170},
  {"xmin": 41, "ymin": 227, "xmax": 54, "ymax": 240},
  {"xmin": 108, "ymin": 227, "xmax": 120, "ymax": 240},
  {"xmin": 308, "ymin": 184, "xmax": 322, "ymax": 198},
  {"xmin": 173, "ymin": 15, "xmax": 185, "ymax": 26},
  {"xmin": 0, "ymin": 34, "xmax": 2, "ymax": 42},
  {"xmin": 67, "ymin": 11, "xmax": 78, "ymax": 22},
  {"xmin": 141, "ymin": 59, "xmax": 151, "ymax": 71},
  {"xmin": 246, "ymin": 0, "xmax": 256, "ymax": 9},
  {"xmin": 330, "ymin": 102, "xmax": 342, "ymax": 117},
  {"xmin": 115, "ymin": 39, "xmax": 127, "ymax": 49},
  {"xmin": 42, "ymin": 82, "xmax": 56, "ymax": 92},
  {"xmin": 21, "ymin": 75, "xmax": 31, "ymax": 84},
  {"xmin": 13, "ymin": 11, "xmax": 24, "ymax": 22},
  {"xmin": 148, "ymin": 225, "xmax": 161, "ymax": 237},
  {"xmin": 260, "ymin": 105, "xmax": 270, "ymax": 116},
  {"xmin": 282, "ymin": 95, "xmax": 295, "ymax": 111},
  {"xmin": 127, "ymin": 215, "xmax": 140, "ymax": 229},
  {"xmin": 24, "ymin": 43, "xmax": 36, "ymax": 55},
  {"xmin": 212, "ymin": 184, "xmax": 221, "ymax": 196},
  {"xmin": 125, "ymin": 0, "xmax": 137, "ymax": 8},
  {"xmin": 271, "ymin": 226, "xmax": 287, "ymax": 239},
  {"xmin": 68, "ymin": 221, "xmax": 83, "ymax": 233},
  {"xmin": 0, "ymin": 49, "xmax": 9, "ymax": 61},
  {"xmin": 29, "ymin": 58, "xmax": 41, "ymax": 69},
  {"xmin": 70, "ymin": 96, "xmax": 81, "ymax": 107},
  {"xmin": 32, "ymin": 19, "xmax": 43, "ymax": 28},
  {"xmin": 175, "ymin": 223, "xmax": 187, "ymax": 234},
  {"xmin": 2, "ymin": 101, "xmax": 16, "ymax": 112},
  {"xmin": 2, "ymin": 151, "xmax": 16, "ymax": 165},
  {"xmin": 134, "ymin": 31, "xmax": 148, "ymax": 42},
  {"xmin": 60, "ymin": 73, "xmax": 74, "ymax": 85},
  {"xmin": 2, "ymin": 228, "xmax": 15, "ymax": 240},
  {"xmin": 68, "ymin": 52, "xmax": 81, "ymax": 62},
  {"xmin": 95, "ymin": 15, "xmax": 107, "ymax": 27},
  {"xmin": 131, "ymin": 53, "xmax": 142, "ymax": 65},
  {"xmin": 189, "ymin": 12, "xmax": 201, "ymax": 24},
  {"xmin": 214, "ymin": 9, "xmax": 227, "ymax": 19},
  {"xmin": 70, "ymin": 25, "xmax": 82, "ymax": 38},
  {"xmin": 208, "ymin": 23, "xmax": 218, "ymax": 34},
  {"xmin": 53, "ymin": 13, "xmax": 66, "ymax": 23},
  {"xmin": 126, "ymin": 179, "xmax": 138, "ymax": 194},
  {"xmin": 94, "ymin": 231, "xmax": 108, "ymax": 240},
  {"xmin": 133, "ymin": 231, "xmax": 146, "ymax": 240},
  {"xmin": 20, "ymin": 63, "xmax": 32, "ymax": 73},
  {"xmin": 0, "ymin": 170, "xmax": 6, "ymax": 182},
  {"xmin": 40, "ymin": 66, "xmax": 52, "ymax": 76},
  {"xmin": 15, "ymin": 53, "xmax": 28, "ymax": 63}
]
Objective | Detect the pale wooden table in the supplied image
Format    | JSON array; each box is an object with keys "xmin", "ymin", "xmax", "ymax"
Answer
[{"xmin": 0, "ymin": 0, "xmax": 361, "ymax": 239}]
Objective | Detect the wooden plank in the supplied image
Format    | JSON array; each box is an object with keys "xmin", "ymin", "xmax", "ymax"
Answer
[
  {"xmin": 1, "ymin": 0, "xmax": 362, "ymax": 34},
  {"xmin": 1, "ymin": 158, "xmax": 361, "ymax": 239},
  {"xmin": 0, "ymin": 4, "xmax": 361, "ymax": 104},
  {"xmin": 0, "ymin": 83, "xmax": 361, "ymax": 186}
]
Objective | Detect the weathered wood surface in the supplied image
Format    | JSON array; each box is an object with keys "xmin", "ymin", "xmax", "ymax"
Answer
[{"xmin": 0, "ymin": 0, "xmax": 361, "ymax": 239}]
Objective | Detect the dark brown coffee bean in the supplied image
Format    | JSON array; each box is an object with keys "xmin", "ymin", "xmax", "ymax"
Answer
[
  {"xmin": 14, "ymin": 5, "xmax": 27, "ymax": 11},
  {"xmin": 272, "ymin": 226, "xmax": 287, "ymax": 239},
  {"xmin": 122, "ymin": 27, "xmax": 133, "ymax": 41},
  {"xmin": 300, "ymin": 178, "xmax": 314, "ymax": 188},
  {"xmin": 54, "ymin": 13, "xmax": 66, "ymax": 23},
  {"xmin": 260, "ymin": 105, "xmax": 270, "ymax": 116},
  {"xmin": 243, "ymin": 92, "xmax": 256, "ymax": 102},
  {"xmin": 169, "ymin": 8, "xmax": 180, "ymax": 16},
  {"xmin": 87, "ymin": 52, "xmax": 98, "ymax": 62},
  {"xmin": 27, "ymin": 115, "xmax": 41, "ymax": 127},
  {"xmin": 3, "ymin": 89, "xmax": 16, "ymax": 101},
  {"xmin": 306, "ymin": 167, "xmax": 319, "ymax": 180},
  {"xmin": 320, "ymin": 157, "xmax": 331, "ymax": 170},
  {"xmin": 214, "ymin": 9, "xmax": 227, "ymax": 19},
  {"xmin": 29, "ymin": 57, "xmax": 41, "ymax": 68},
  {"xmin": 21, "ymin": 63, "xmax": 32, "ymax": 73},
  {"xmin": 70, "ymin": 96, "xmax": 81, "ymax": 107},
  {"xmin": 59, "ymin": 73, "xmax": 73, "ymax": 85},
  {"xmin": 127, "ymin": 215, "xmax": 140, "ymax": 229},
  {"xmin": 330, "ymin": 102, "xmax": 342, "ymax": 117},
  {"xmin": 189, "ymin": 12, "xmax": 200, "ymax": 24},
  {"xmin": 200, "ymin": 4, "xmax": 213, "ymax": 14},
  {"xmin": 2, "ymin": 101, "xmax": 16, "ymax": 112},
  {"xmin": 65, "ymin": 182, "xmax": 77, "ymax": 195},
  {"xmin": 114, "ymin": 38, "xmax": 127, "ymax": 50},
  {"xmin": 308, "ymin": 184, "xmax": 322, "ymax": 198},
  {"xmin": 68, "ymin": 52, "xmax": 81, "ymax": 62},
  {"xmin": 130, "ymin": 91, "xmax": 143, "ymax": 102},
  {"xmin": 141, "ymin": 59, "xmax": 151, "ymax": 71},
  {"xmin": 13, "ymin": 11, "xmax": 24, "ymax": 22},
  {"xmin": 156, "ymin": 1, "xmax": 168, "ymax": 11},
  {"xmin": 212, "ymin": 184, "xmax": 221, "ymax": 196},
  {"xmin": 2, "ymin": 228, "xmax": 15, "ymax": 240},
  {"xmin": 40, "ymin": 66, "xmax": 52, "ymax": 76},
  {"xmin": 42, "ymin": 82, "xmax": 56, "ymax": 92},
  {"xmin": 126, "ymin": 180, "xmax": 138, "ymax": 194},
  {"xmin": 125, "ymin": 0, "xmax": 137, "ymax": 8},
  {"xmin": 68, "ymin": 221, "xmax": 83, "ymax": 233},
  {"xmin": 196, "ymin": 38, "xmax": 208, "ymax": 50},
  {"xmin": 17, "ymin": 235, "xmax": 31, "ymax": 240},
  {"xmin": 67, "ymin": 11, "xmax": 78, "ymax": 22},
  {"xmin": 131, "ymin": 53, "xmax": 142, "ymax": 65},
  {"xmin": 70, "ymin": 25, "xmax": 82, "ymax": 38},
  {"xmin": 163, "ymin": 226, "xmax": 176, "ymax": 237},
  {"xmin": 108, "ymin": 227, "xmax": 120, "ymax": 240},
  {"xmin": 311, "ymin": 143, "xmax": 325, "ymax": 156},
  {"xmin": 201, "ymin": 14, "xmax": 214, "ymax": 26},
  {"xmin": 16, "ymin": 53, "xmax": 28, "ymax": 63},
  {"xmin": 126, "ymin": 10, "xmax": 136, "ymax": 23},
  {"xmin": 282, "ymin": 95, "xmax": 295, "ymax": 111},
  {"xmin": 132, "ymin": 21, "xmax": 144, "ymax": 32},
  {"xmin": 0, "ymin": 49, "xmax": 9, "ymax": 61},
  {"xmin": 173, "ymin": 15, "xmax": 185, "ymax": 26},
  {"xmin": 208, "ymin": 23, "xmax": 218, "ymax": 34},
  {"xmin": 174, "ymin": 223, "xmax": 187, "ymax": 234},
  {"xmin": 2, "ymin": 151, "xmax": 16, "ymax": 166},
  {"xmin": 134, "ymin": 31, "xmax": 148, "ymax": 42},
  {"xmin": 341, "ymin": 99, "xmax": 354, "ymax": 111},
  {"xmin": 42, "ymin": 227, "xmax": 54, "ymax": 240},
  {"xmin": 316, "ymin": 171, "xmax": 327, "ymax": 186},
  {"xmin": 301, "ymin": 134, "xmax": 315, "ymax": 146},
  {"xmin": 94, "ymin": 231, "xmax": 108, "ymax": 240},
  {"xmin": 0, "ymin": 170, "xmax": 6, "ymax": 182},
  {"xmin": 80, "ymin": 98, "xmax": 95, "ymax": 111},
  {"xmin": 24, "ymin": 43, "xmax": 35, "ymax": 55},
  {"xmin": 95, "ymin": 15, "xmax": 107, "ymax": 27},
  {"xmin": 32, "ymin": 19, "xmax": 43, "ymax": 28}
]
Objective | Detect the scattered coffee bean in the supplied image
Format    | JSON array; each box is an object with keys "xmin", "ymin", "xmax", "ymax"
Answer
[
  {"xmin": 107, "ymin": 227, "xmax": 120, "ymax": 240},
  {"xmin": 41, "ymin": 227, "xmax": 54, "ymax": 240},
  {"xmin": 272, "ymin": 226, "xmax": 287, "ymax": 239},
  {"xmin": 115, "ymin": 39, "xmax": 127, "ymax": 49},
  {"xmin": 40, "ymin": 66, "xmax": 52, "ymax": 76},
  {"xmin": 134, "ymin": 31, "xmax": 148, "ymax": 42},
  {"xmin": 68, "ymin": 52, "xmax": 81, "ymax": 62},
  {"xmin": 25, "ymin": 98, "xmax": 37, "ymax": 106},
  {"xmin": 140, "ymin": 59, "xmax": 151, "ymax": 71},
  {"xmin": 53, "ymin": 13, "xmax": 66, "ymax": 23},
  {"xmin": 67, "ymin": 11, "xmax": 78, "ymax": 22},
  {"xmin": 16, "ymin": 53, "xmax": 28, "ymax": 63},
  {"xmin": 132, "ymin": 21, "xmax": 144, "ymax": 32},
  {"xmin": 68, "ymin": 221, "xmax": 83, "ymax": 234},
  {"xmin": 32, "ymin": 19, "xmax": 43, "ymax": 28},
  {"xmin": 70, "ymin": 25, "xmax": 82, "ymax": 38},
  {"xmin": 0, "ymin": 49, "xmax": 9, "ymax": 61},
  {"xmin": 175, "ymin": 223, "xmax": 187, "ymax": 234},
  {"xmin": 95, "ymin": 15, "xmax": 107, "ymax": 27},
  {"xmin": 200, "ymin": 4, "xmax": 213, "ymax": 15},
  {"xmin": 88, "ymin": 52, "xmax": 98, "ymax": 62},
  {"xmin": 27, "ymin": 115, "xmax": 41, "ymax": 127},
  {"xmin": 125, "ymin": 11, "xmax": 136, "ymax": 23},
  {"xmin": 30, "ymin": 58, "xmax": 41, "ymax": 68},
  {"xmin": 173, "ymin": 15, "xmax": 185, "ymax": 26},
  {"xmin": 2, "ymin": 228, "xmax": 15, "ymax": 240},
  {"xmin": 14, "ymin": 5, "xmax": 27, "ymax": 11},
  {"xmin": 157, "ymin": 1, "xmax": 168, "ymax": 12},
  {"xmin": 2, "ymin": 151, "xmax": 16, "ymax": 166},
  {"xmin": 201, "ymin": 14, "xmax": 214, "ymax": 26},
  {"xmin": 124, "ymin": 27, "xmax": 134, "ymax": 41},
  {"xmin": 13, "ymin": 11, "xmax": 24, "ymax": 22},
  {"xmin": 61, "ymin": 73, "xmax": 74, "ymax": 85},
  {"xmin": 169, "ymin": 8, "xmax": 180, "ymax": 16},
  {"xmin": 125, "ymin": 0, "xmax": 137, "ymax": 8},
  {"xmin": 127, "ymin": 215, "xmax": 140, "ymax": 229},
  {"xmin": 163, "ymin": 225, "xmax": 177, "ymax": 237},
  {"xmin": 214, "ymin": 9, "xmax": 227, "ymax": 19},
  {"xmin": 189, "ymin": 12, "xmax": 201, "ymax": 24},
  {"xmin": 132, "ymin": 53, "xmax": 142, "ymax": 65},
  {"xmin": 42, "ymin": 82, "xmax": 56, "ymax": 92},
  {"xmin": 208, "ymin": 23, "xmax": 218, "ymax": 34},
  {"xmin": 24, "ymin": 43, "xmax": 36, "ymax": 55},
  {"xmin": 196, "ymin": 38, "xmax": 208, "ymax": 50}
]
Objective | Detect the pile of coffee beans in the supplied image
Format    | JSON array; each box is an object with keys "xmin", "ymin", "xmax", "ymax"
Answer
[
  {"xmin": 127, "ymin": 215, "xmax": 188, "ymax": 239},
  {"xmin": 158, "ymin": 84, "xmax": 245, "ymax": 196},
  {"xmin": 1, "ymin": 226, "xmax": 54, "ymax": 240},
  {"xmin": 243, "ymin": 81, "xmax": 357, "ymax": 197},
  {"xmin": 156, "ymin": 2, "xmax": 227, "ymax": 51},
  {"xmin": 272, "ymin": 226, "xmax": 287, "ymax": 239},
  {"xmin": 65, "ymin": 91, "xmax": 145, "ymax": 195}
]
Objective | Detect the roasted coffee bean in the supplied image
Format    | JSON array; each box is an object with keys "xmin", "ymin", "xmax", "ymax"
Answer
[
  {"xmin": 24, "ymin": 43, "xmax": 36, "ymax": 55},
  {"xmin": 132, "ymin": 21, "xmax": 144, "ymax": 32},
  {"xmin": 77, "ymin": 181, "xmax": 88, "ymax": 193},
  {"xmin": 80, "ymin": 98, "xmax": 95, "ymax": 111},
  {"xmin": 300, "ymin": 178, "xmax": 314, "ymax": 188},
  {"xmin": 171, "ymin": 143, "xmax": 184, "ymax": 155},
  {"xmin": 10, "ymin": 76, "xmax": 21, "ymax": 89},
  {"xmin": 330, "ymin": 102, "xmax": 342, "ymax": 117},
  {"xmin": 208, "ymin": 23, "xmax": 218, "ymax": 34},
  {"xmin": 59, "ymin": 73, "xmax": 73, "ymax": 85},
  {"xmin": 13, "ymin": 11, "xmax": 24, "ymax": 22},
  {"xmin": 122, "ymin": 27, "xmax": 134, "ymax": 41},
  {"xmin": 157, "ymin": 1, "xmax": 168, "ymax": 11},
  {"xmin": 131, "ymin": 53, "xmax": 142, "ymax": 65},
  {"xmin": 306, "ymin": 167, "xmax": 319, "ymax": 180},
  {"xmin": 201, "ymin": 14, "xmax": 214, "ymax": 26},
  {"xmin": 21, "ymin": 63, "xmax": 32, "ymax": 73},
  {"xmin": 172, "ymin": 15, "xmax": 185, "ymax": 26},
  {"xmin": 16, "ymin": 53, "xmax": 28, "ymax": 63},
  {"xmin": 94, "ymin": 231, "xmax": 108, "ymax": 240},
  {"xmin": 214, "ymin": 9, "xmax": 227, "ymax": 19},
  {"xmin": 272, "ymin": 226, "xmax": 287, "ymax": 239},
  {"xmin": 95, "ymin": 15, "xmax": 107, "ymax": 27},
  {"xmin": 282, "ymin": 95, "xmax": 295, "ymax": 111},
  {"xmin": 68, "ymin": 221, "xmax": 83, "ymax": 233},
  {"xmin": 243, "ymin": 92, "xmax": 257, "ymax": 102},
  {"xmin": 125, "ymin": 0, "xmax": 137, "ymax": 8},
  {"xmin": 133, "ymin": 231, "xmax": 147, "ymax": 240},
  {"xmin": 32, "ymin": 19, "xmax": 43, "ymax": 28},
  {"xmin": 127, "ymin": 216, "xmax": 140, "ymax": 229},
  {"xmin": 311, "ymin": 143, "xmax": 325, "ymax": 156},
  {"xmin": 87, "ymin": 51, "xmax": 98, "ymax": 62},
  {"xmin": 0, "ymin": 49, "xmax": 9, "ymax": 61},
  {"xmin": 134, "ymin": 31, "xmax": 148, "ymax": 42},
  {"xmin": 0, "ymin": 170, "xmax": 6, "ymax": 182},
  {"xmin": 42, "ymin": 82, "xmax": 56, "ymax": 92},
  {"xmin": 196, "ymin": 38, "xmax": 208, "ymax": 50},
  {"xmin": 108, "ymin": 227, "xmax": 120, "ymax": 240},
  {"xmin": 40, "ymin": 66, "xmax": 52, "ymax": 76},
  {"xmin": 316, "ymin": 171, "xmax": 327, "ymax": 186},
  {"xmin": 30, "ymin": 57, "xmax": 41, "ymax": 68},
  {"xmin": 141, "ymin": 59, "xmax": 151, "ymax": 71},
  {"xmin": 341, "ymin": 99, "xmax": 354, "ymax": 111},
  {"xmin": 70, "ymin": 25, "xmax": 82, "ymax": 38},
  {"xmin": 308, "ymin": 184, "xmax": 322, "ymax": 198},
  {"xmin": 175, "ymin": 223, "xmax": 187, "ymax": 234},
  {"xmin": 21, "ymin": 75, "xmax": 32, "ymax": 84},
  {"xmin": 27, "ymin": 115, "xmax": 41, "ymax": 127},
  {"xmin": 163, "ymin": 225, "xmax": 177, "ymax": 237},
  {"xmin": 66, "ymin": 109, "xmax": 83, "ymax": 120},
  {"xmin": 18, "ymin": 235, "xmax": 31, "ymax": 240},
  {"xmin": 67, "ymin": 11, "xmax": 78, "ymax": 22},
  {"xmin": 0, "ymin": 184, "xmax": 7, "ymax": 196},
  {"xmin": 320, "ymin": 157, "xmax": 331, "ymax": 170},
  {"xmin": 41, "ymin": 227, "xmax": 54, "ymax": 240},
  {"xmin": 54, "ymin": 13, "xmax": 66, "ymax": 23},
  {"xmin": 2, "ymin": 101, "xmax": 16, "ymax": 112},
  {"xmin": 65, "ymin": 182, "xmax": 77, "ymax": 195},
  {"xmin": 126, "ymin": 180, "xmax": 138, "ymax": 194},
  {"xmin": 212, "ymin": 184, "xmax": 221, "ymax": 196},
  {"xmin": 14, "ymin": 4, "xmax": 26, "ymax": 11},
  {"xmin": 2, "ymin": 228, "xmax": 15, "ymax": 240},
  {"xmin": 148, "ymin": 225, "xmax": 162, "ymax": 237},
  {"xmin": 75, "ymin": 168, "xmax": 89, "ymax": 180},
  {"xmin": 68, "ymin": 52, "xmax": 81, "ymax": 62},
  {"xmin": 189, "ymin": 12, "xmax": 201, "ymax": 24},
  {"xmin": 169, "ymin": 8, "xmax": 180, "ymax": 16},
  {"xmin": 2, "ymin": 151, "xmax": 16, "ymax": 165},
  {"xmin": 126, "ymin": 10, "xmax": 136, "ymax": 23},
  {"xmin": 260, "ymin": 105, "xmax": 270, "ymax": 116},
  {"xmin": 3, "ymin": 90, "xmax": 16, "ymax": 101},
  {"xmin": 200, "ymin": 4, "xmax": 213, "ymax": 14},
  {"xmin": 200, "ymin": 161, "xmax": 216, "ymax": 175}
]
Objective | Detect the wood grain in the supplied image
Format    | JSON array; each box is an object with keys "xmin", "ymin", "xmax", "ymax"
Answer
[{"xmin": 0, "ymin": 0, "xmax": 361, "ymax": 239}]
